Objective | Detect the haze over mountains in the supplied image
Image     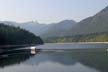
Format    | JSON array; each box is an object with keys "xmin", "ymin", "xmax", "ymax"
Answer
[
  {"xmin": 0, "ymin": 20, "xmax": 77, "ymax": 37},
  {"xmin": 41, "ymin": 20, "xmax": 76, "ymax": 38},
  {"xmin": 0, "ymin": 21, "xmax": 48, "ymax": 36},
  {"xmin": 0, "ymin": 5, "xmax": 108, "ymax": 41},
  {"xmin": 42, "ymin": 5, "xmax": 108, "ymax": 38}
]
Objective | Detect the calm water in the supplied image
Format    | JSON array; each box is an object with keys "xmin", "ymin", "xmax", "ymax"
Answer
[{"xmin": 0, "ymin": 43, "xmax": 108, "ymax": 72}]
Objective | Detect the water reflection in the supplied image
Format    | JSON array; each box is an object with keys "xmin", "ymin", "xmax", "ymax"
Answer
[
  {"xmin": 0, "ymin": 53, "xmax": 34, "ymax": 68},
  {"xmin": 73, "ymin": 52, "xmax": 108, "ymax": 72},
  {"xmin": 25, "ymin": 51, "xmax": 108, "ymax": 72},
  {"xmin": 0, "ymin": 49, "xmax": 108, "ymax": 72}
]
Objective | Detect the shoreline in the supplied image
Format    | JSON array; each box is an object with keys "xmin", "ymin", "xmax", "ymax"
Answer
[{"xmin": 46, "ymin": 42, "xmax": 108, "ymax": 44}]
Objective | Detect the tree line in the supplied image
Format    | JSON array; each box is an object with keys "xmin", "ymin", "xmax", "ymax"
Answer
[
  {"xmin": 44, "ymin": 32, "xmax": 108, "ymax": 43},
  {"xmin": 0, "ymin": 23, "xmax": 43, "ymax": 45}
]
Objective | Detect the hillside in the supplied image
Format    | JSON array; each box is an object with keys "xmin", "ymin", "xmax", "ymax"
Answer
[
  {"xmin": 1, "ymin": 5, "xmax": 108, "ymax": 43},
  {"xmin": 43, "ymin": 6, "xmax": 108, "ymax": 42},
  {"xmin": 65, "ymin": 6, "xmax": 108, "ymax": 35},
  {"xmin": 44, "ymin": 32, "xmax": 108, "ymax": 43},
  {"xmin": 0, "ymin": 23, "xmax": 43, "ymax": 45},
  {"xmin": 41, "ymin": 20, "xmax": 76, "ymax": 38},
  {"xmin": 1, "ymin": 20, "xmax": 76, "ymax": 38},
  {"xmin": 42, "ymin": 6, "xmax": 108, "ymax": 39}
]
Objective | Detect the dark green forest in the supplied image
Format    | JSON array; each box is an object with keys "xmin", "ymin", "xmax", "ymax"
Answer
[{"xmin": 0, "ymin": 23, "xmax": 43, "ymax": 45}]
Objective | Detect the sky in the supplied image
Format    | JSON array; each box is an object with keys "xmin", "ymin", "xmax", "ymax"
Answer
[{"xmin": 0, "ymin": 0, "xmax": 108, "ymax": 24}]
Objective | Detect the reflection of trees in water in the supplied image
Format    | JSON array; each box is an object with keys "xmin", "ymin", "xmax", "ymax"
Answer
[{"xmin": 0, "ymin": 51, "xmax": 34, "ymax": 68}]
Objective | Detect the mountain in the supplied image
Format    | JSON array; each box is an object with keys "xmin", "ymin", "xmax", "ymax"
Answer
[
  {"xmin": 0, "ymin": 20, "xmax": 77, "ymax": 38},
  {"xmin": 42, "ymin": 5, "xmax": 108, "ymax": 43},
  {"xmin": 40, "ymin": 6, "xmax": 108, "ymax": 39},
  {"xmin": 20, "ymin": 21, "xmax": 49, "ymax": 36},
  {"xmin": 1, "ymin": 5, "xmax": 108, "ymax": 43},
  {"xmin": 40, "ymin": 20, "xmax": 76, "ymax": 38},
  {"xmin": 66, "ymin": 6, "xmax": 108, "ymax": 36},
  {"xmin": 0, "ymin": 23, "xmax": 43, "ymax": 45},
  {"xmin": 0, "ymin": 21, "xmax": 48, "ymax": 36}
]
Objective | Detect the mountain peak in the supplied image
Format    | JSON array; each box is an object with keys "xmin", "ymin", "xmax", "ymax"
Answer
[{"xmin": 59, "ymin": 20, "xmax": 76, "ymax": 24}]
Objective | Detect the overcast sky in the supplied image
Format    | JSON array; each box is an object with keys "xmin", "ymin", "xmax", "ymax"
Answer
[{"xmin": 0, "ymin": 0, "xmax": 108, "ymax": 23}]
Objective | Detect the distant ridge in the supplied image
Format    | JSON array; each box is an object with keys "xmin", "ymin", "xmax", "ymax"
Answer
[
  {"xmin": 65, "ymin": 6, "xmax": 108, "ymax": 35},
  {"xmin": 0, "ymin": 20, "xmax": 77, "ymax": 37},
  {"xmin": 41, "ymin": 20, "xmax": 76, "ymax": 38},
  {"xmin": 1, "ymin": 5, "xmax": 108, "ymax": 43}
]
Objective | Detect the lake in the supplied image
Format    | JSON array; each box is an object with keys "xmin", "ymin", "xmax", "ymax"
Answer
[{"xmin": 0, "ymin": 43, "xmax": 108, "ymax": 72}]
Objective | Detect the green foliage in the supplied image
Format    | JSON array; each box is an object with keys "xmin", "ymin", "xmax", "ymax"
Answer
[
  {"xmin": 44, "ymin": 32, "xmax": 108, "ymax": 43},
  {"xmin": 0, "ymin": 23, "xmax": 43, "ymax": 45}
]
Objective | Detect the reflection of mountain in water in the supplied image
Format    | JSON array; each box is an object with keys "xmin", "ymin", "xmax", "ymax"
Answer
[
  {"xmin": 0, "ymin": 49, "xmax": 108, "ymax": 72},
  {"xmin": 25, "ymin": 52, "xmax": 77, "ymax": 65},
  {"xmin": 72, "ymin": 52, "xmax": 108, "ymax": 72},
  {"xmin": 25, "ymin": 51, "xmax": 108, "ymax": 72}
]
